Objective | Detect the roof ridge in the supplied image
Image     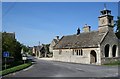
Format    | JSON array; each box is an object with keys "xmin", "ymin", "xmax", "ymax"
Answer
[
  {"xmin": 100, "ymin": 31, "xmax": 109, "ymax": 44},
  {"xmin": 63, "ymin": 31, "xmax": 99, "ymax": 37}
]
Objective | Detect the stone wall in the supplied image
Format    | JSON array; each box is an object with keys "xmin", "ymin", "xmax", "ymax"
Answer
[{"xmin": 53, "ymin": 48, "xmax": 101, "ymax": 65}]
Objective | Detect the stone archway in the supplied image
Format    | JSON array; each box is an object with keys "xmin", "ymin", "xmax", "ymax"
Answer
[
  {"xmin": 90, "ymin": 50, "xmax": 97, "ymax": 64},
  {"xmin": 112, "ymin": 45, "xmax": 117, "ymax": 57}
]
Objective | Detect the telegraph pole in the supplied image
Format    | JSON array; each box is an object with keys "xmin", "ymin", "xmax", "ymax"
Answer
[
  {"xmin": 39, "ymin": 41, "xmax": 40, "ymax": 46},
  {"xmin": 38, "ymin": 41, "xmax": 41, "ymax": 58},
  {"xmin": 5, "ymin": 58, "xmax": 7, "ymax": 70}
]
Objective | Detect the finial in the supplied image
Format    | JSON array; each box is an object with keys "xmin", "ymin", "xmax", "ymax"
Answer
[
  {"xmin": 104, "ymin": 3, "xmax": 107, "ymax": 10},
  {"xmin": 85, "ymin": 24, "xmax": 87, "ymax": 26},
  {"xmin": 39, "ymin": 41, "xmax": 40, "ymax": 46}
]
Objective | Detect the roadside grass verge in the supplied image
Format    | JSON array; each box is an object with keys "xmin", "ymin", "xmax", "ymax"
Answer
[
  {"xmin": 103, "ymin": 60, "xmax": 120, "ymax": 66},
  {"xmin": 0, "ymin": 62, "xmax": 32, "ymax": 76}
]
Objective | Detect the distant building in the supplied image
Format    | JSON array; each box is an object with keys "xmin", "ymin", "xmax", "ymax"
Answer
[
  {"xmin": 53, "ymin": 6, "xmax": 120, "ymax": 65},
  {"xmin": 32, "ymin": 45, "xmax": 47, "ymax": 58},
  {"xmin": 32, "ymin": 46, "xmax": 41, "ymax": 57}
]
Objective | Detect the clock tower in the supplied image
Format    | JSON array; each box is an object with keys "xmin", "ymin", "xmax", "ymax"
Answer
[{"xmin": 98, "ymin": 4, "xmax": 114, "ymax": 32}]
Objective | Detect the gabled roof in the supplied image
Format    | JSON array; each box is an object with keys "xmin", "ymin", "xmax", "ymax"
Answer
[
  {"xmin": 53, "ymin": 39, "xmax": 58, "ymax": 44},
  {"xmin": 54, "ymin": 31, "xmax": 107, "ymax": 49}
]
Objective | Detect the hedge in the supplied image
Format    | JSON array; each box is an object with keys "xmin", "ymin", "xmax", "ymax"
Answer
[{"xmin": 0, "ymin": 62, "xmax": 32, "ymax": 76}]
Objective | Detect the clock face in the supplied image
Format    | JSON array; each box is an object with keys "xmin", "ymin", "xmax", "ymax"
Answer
[{"xmin": 101, "ymin": 19, "xmax": 105, "ymax": 24}]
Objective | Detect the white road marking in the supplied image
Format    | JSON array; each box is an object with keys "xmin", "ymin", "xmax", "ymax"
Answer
[
  {"xmin": 23, "ymin": 65, "xmax": 33, "ymax": 71},
  {"xmin": 75, "ymin": 68, "xmax": 85, "ymax": 72},
  {"xmin": 76, "ymin": 68, "xmax": 83, "ymax": 71}
]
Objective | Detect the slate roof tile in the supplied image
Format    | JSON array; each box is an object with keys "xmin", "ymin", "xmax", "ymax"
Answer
[{"xmin": 54, "ymin": 31, "xmax": 106, "ymax": 49}]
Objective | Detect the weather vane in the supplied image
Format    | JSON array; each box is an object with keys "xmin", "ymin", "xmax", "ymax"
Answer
[{"xmin": 104, "ymin": 3, "xmax": 107, "ymax": 10}]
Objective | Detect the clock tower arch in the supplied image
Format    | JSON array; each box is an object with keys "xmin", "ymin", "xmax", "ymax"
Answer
[{"xmin": 98, "ymin": 4, "xmax": 114, "ymax": 33}]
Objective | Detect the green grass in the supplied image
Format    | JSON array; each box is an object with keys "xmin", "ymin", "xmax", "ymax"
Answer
[
  {"xmin": 104, "ymin": 60, "xmax": 120, "ymax": 66},
  {"xmin": 0, "ymin": 62, "xmax": 32, "ymax": 76}
]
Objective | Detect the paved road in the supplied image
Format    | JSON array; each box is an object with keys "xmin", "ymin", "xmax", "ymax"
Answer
[{"xmin": 5, "ymin": 58, "xmax": 118, "ymax": 77}]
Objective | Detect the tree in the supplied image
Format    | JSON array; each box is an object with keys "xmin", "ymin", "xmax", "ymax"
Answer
[
  {"xmin": 2, "ymin": 32, "xmax": 22, "ymax": 61},
  {"xmin": 21, "ymin": 44, "xmax": 29, "ymax": 53},
  {"xmin": 45, "ymin": 44, "xmax": 50, "ymax": 54},
  {"xmin": 115, "ymin": 17, "xmax": 120, "ymax": 39}
]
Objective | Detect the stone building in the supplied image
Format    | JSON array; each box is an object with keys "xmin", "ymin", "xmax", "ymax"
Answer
[
  {"xmin": 32, "ymin": 45, "xmax": 47, "ymax": 58},
  {"xmin": 53, "ymin": 6, "xmax": 120, "ymax": 65},
  {"xmin": 49, "ymin": 36, "xmax": 60, "ymax": 53},
  {"xmin": 32, "ymin": 46, "xmax": 39, "ymax": 57}
]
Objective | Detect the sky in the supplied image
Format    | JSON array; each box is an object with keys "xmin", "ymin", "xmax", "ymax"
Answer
[{"xmin": 2, "ymin": 2, "xmax": 118, "ymax": 47}]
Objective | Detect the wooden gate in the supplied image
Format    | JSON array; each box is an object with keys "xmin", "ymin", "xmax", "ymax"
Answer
[{"xmin": 90, "ymin": 50, "xmax": 97, "ymax": 64}]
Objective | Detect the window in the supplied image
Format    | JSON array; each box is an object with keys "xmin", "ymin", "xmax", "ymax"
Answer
[
  {"xmin": 104, "ymin": 44, "xmax": 110, "ymax": 57},
  {"xmin": 79, "ymin": 50, "xmax": 81, "ymax": 55},
  {"xmin": 73, "ymin": 49, "xmax": 83, "ymax": 56},
  {"xmin": 109, "ymin": 19, "xmax": 111, "ymax": 24},
  {"xmin": 76, "ymin": 50, "xmax": 78, "ymax": 55},
  {"xmin": 112, "ymin": 45, "xmax": 117, "ymax": 57},
  {"xmin": 81, "ymin": 49, "xmax": 83, "ymax": 56}
]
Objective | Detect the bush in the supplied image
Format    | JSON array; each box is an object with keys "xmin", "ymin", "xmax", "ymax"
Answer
[{"xmin": 1, "ymin": 62, "xmax": 32, "ymax": 76}]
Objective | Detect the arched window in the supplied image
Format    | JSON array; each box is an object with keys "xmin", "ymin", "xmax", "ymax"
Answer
[
  {"xmin": 79, "ymin": 50, "xmax": 81, "ymax": 55},
  {"xmin": 112, "ymin": 45, "xmax": 117, "ymax": 57},
  {"xmin": 104, "ymin": 44, "xmax": 110, "ymax": 57},
  {"xmin": 76, "ymin": 50, "xmax": 78, "ymax": 55}
]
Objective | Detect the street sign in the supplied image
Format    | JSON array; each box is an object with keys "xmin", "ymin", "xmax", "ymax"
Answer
[
  {"xmin": 3, "ymin": 51, "xmax": 10, "ymax": 70},
  {"xmin": 3, "ymin": 51, "xmax": 9, "ymax": 57},
  {"xmin": 22, "ymin": 53, "xmax": 27, "ymax": 64}
]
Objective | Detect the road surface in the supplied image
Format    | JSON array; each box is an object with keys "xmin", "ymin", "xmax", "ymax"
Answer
[{"xmin": 4, "ymin": 58, "xmax": 119, "ymax": 77}]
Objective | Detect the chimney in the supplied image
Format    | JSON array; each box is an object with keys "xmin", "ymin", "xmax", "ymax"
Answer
[
  {"xmin": 83, "ymin": 24, "xmax": 91, "ymax": 33},
  {"xmin": 77, "ymin": 28, "xmax": 80, "ymax": 35}
]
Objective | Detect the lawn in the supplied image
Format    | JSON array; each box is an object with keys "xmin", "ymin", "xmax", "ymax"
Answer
[{"xmin": 104, "ymin": 60, "xmax": 120, "ymax": 66}]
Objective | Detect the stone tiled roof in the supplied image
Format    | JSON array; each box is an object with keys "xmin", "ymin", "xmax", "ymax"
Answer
[{"xmin": 54, "ymin": 31, "xmax": 106, "ymax": 49}]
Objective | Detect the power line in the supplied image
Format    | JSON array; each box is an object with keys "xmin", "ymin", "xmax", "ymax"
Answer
[{"xmin": 3, "ymin": 2, "xmax": 16, "ymax": 18}]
